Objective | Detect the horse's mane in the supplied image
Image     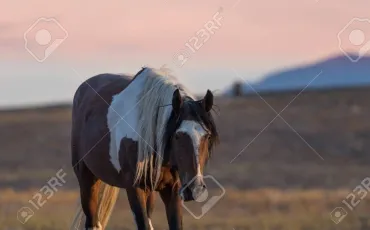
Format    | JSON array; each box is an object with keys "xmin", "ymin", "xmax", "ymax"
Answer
[{"xmin": 134, "ymin": 67, "xmax": 192, "ymax": 187}]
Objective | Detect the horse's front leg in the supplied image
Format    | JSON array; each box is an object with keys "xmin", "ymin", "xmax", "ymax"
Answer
[
  {"xmin": 146, "ymin": 192, "xmax": 155, "ymax": 230},
  {"xmin": 159, "ymin": 184, "xmax": 183, "ymax": 230},
  {"xmin": 126, "ymin": 187, "xmax": 151, "ymax": 230}
]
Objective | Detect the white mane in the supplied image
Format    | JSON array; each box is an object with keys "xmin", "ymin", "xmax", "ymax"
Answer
[{"xmin": 134, "ymin": 67, "xmax": 194, "ymax": 187}]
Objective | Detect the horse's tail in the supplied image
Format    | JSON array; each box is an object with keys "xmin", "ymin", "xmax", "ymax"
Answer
[
  {"xmin": 96, "ymin": 182, "xmax": 120, "ymax": 228},
  {"xmin": 71, "ymin": 181, "xmax": 120, "ymax": 230}
]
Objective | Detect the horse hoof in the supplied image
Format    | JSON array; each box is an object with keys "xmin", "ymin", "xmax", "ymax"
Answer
[{"xmin": 87, "ymin": 222, "xmax": 102, "ymax": 230}]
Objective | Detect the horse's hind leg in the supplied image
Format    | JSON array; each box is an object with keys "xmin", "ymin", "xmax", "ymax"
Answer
[{"xmin": 75, "ymin": 162, "xmax": 101, "ymax": 230}]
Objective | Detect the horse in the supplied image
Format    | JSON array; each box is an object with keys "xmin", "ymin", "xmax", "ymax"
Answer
[{"xmin": 70, "ymin": 67, "xmax": 219, "ymax": 230}]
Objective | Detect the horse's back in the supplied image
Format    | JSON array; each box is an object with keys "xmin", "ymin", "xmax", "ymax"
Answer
[{"xmin": 72, "ymin": 73, "xmax": 132, "ymax": 112}]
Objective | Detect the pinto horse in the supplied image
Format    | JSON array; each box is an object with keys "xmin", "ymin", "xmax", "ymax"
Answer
[{"xmin": 70, "ymin": 67, "xmax": 219, "ymax": 230}]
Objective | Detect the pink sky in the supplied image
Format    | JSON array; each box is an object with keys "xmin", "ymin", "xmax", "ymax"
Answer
[{"xmin": 0, "ymin": 0, "xmax": 370, "ymax": 107}]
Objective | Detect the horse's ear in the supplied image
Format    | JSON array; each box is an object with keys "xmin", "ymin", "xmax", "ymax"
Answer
[
  {"xmin": 172, "ymin": 89, "xmax": 183, "ymax": 115},
  {"xmin": 202, "ymin": 90, "xmax": 214, "ymax": 112}
]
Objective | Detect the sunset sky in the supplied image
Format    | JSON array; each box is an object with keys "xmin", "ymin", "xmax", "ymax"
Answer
[{"xmin": 1, "ymin": 0, "xmax": 369, "ymax": 107}]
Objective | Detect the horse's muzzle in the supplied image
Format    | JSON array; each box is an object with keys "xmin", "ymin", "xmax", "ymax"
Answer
[{"xmin": 180, "ymin": 182, "xmax": 207, "ymax": 202}]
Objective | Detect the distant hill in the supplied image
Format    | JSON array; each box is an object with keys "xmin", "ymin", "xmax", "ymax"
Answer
[{"xmin": 226, "ymin": 54, "xmax": 370, "ymax": 95}]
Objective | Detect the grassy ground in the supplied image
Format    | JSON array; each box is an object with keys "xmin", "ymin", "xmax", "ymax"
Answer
[{"xmin": 3, "ymin": 188, "xmax": 370, "ymax": 230}]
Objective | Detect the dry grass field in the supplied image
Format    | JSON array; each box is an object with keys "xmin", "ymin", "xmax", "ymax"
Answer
[
  {"xmin": 3, "ymin": 188, "xmax": 370, "ymax": 230},
  {"xmin": 2, "ymin": 87, "xmax": 370, "ymax": 229}
]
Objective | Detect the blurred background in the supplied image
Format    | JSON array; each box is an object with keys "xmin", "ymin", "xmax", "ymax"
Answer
[{"xmin": 1, "ymin": 0, "xmax": 370, "ymax": 229}]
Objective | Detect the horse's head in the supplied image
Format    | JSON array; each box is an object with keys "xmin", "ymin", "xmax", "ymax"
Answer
[{"xmin": 166, "ymin": 89, "xmax": 219, "ymax": 201}]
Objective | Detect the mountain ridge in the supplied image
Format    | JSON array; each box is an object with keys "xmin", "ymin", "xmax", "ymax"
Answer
[{"xmin": 227, "ymin": 54, "xmax": 370, "ymax": 95}]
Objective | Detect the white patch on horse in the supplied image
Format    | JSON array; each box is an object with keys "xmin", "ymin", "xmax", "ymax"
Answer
[
  {"xmin": 196, "ymin": 164, "xmax": 202, "ymax": 177},
  {"xmin": 148, "ymin": 218, "xmax": 154, "ymax": 230},
  {"xmin": 176, "ymin": 120, "xmax": 208, "ymax": 176},
  {"xmin": 107, "ymin": 67, "xmax": 195, "ymax": 184},
  {"xmin": 106, "ymin": 70, "xmax": 148, "ymax": 171}
]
